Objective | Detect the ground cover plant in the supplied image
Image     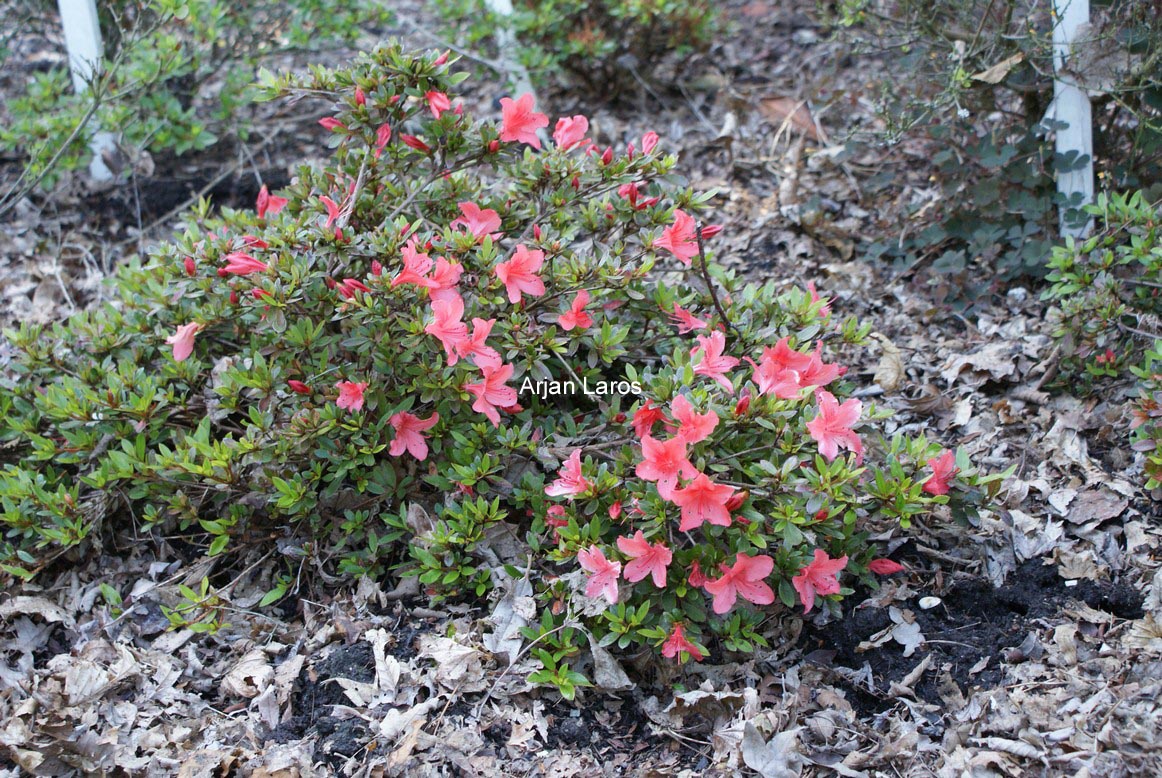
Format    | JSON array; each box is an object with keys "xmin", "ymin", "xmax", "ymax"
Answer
[{"xmin": 0, "ymin": 42, "xmax": 1003, "ymax": 692}]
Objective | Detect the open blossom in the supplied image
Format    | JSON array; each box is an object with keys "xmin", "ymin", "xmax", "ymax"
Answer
[
  {"xmin": 392, "ymin": 240, "xmax": 436, "ymax": 288},
  {"xmin": 499, "ymin": 93, "xmax": 548, "ymax": 148},
  {"xmin": 868, "ymin": 558, "xmax": 906, "ymax": 575},
  {"xmin": 465, "ymin": 363, "xmax": 517, "ymax": 427},
  {"xmin": 165, "ymin": 323, "xmax": 201, "ymax": 362},
  {"xmin": 425, "ymin": 295, "xmax": 469, "ymax": 364},
  {"xmin": 654, "ymin": 209, "xmax": 699, "ymax": 265},
  {"xmin": 452, "ymin": 201, "xmax": 502, "ymax": 242},
  {"xmin": 545, "ymin": 449, "xmax": 591, "ymax": 498},
  {"xmin": 552, "ymin": 115, "xmax": 590, "ymax": 151},
  {"xmin": 671, "ymin": 394, "xmax": 718, "ymax": 444},
  {"xmin": 806, "ymin": 390, "xmax": 863, "ymax": 462},
  {"xmin": 458, "ymin": 318, "xmax": 501, "ymax": 368},
  {"xmin": 635, "ymin": 435, "xmax": 698, "ymax": 500},
  {"xmin": 428, "ymin": 257, "xmax": 464, "ymax": 302},
  {"xmin": 661, "ymin": 622, "xmax": 704, "ymax": 661},
  {"xmin": 577, "ymin": 546, "xmax": 621, "ymax": 604},
  {"xmin": 616, "ymin": 531, "xmax": 672, "ymax": 587},
  {"xmin": 495, "ymin": 245, "xmax": 545, "ymax": 304},
  {"xmin": 335, "ymin": 381, "xmax": 369, "ymax": 412},
  {"xmin": 749, "ymin": 338, "xmax": 841, "ymax": 398},
  {"xmin": 389, "ymin": 412, "xmax": 439, "ymax": 461},
  {"xmin": 922, "ymin": 450, "xmax": 958, "ymax": 495},
  {"xmin": 256, "ymin": 185, "xmax": 288, "ymax": 219},
  {"xmin": 704, "ymin": 553, "xmax": 775, "ymax": 614},
  {"xmin": 557, "ymin": 290, "xmax": 593, "ymax": 331},
  {"xmin": 671, "ymin": 472, "xmax": 735, "ymax": 531},
  {"xmin": 424, "ymin": 90, "xmax": 452, "ymax": 119},
  {"xmin": 667, "ymin": 303, "xmax": 707, "ymax": 334},
  {"xmin": 222, "ymin": 252, "xmax": 268, "ymax": 275},
  {"xmin": 792, "ymin": 550, "xmax": 848, "ymax": 613},
  {"xmin": 632, "ymin": 399, "xmax": 665, "ymax": 438},
  {"xmin": 692, "ymin": 331, "xmax": 740, "ymax": 394}
]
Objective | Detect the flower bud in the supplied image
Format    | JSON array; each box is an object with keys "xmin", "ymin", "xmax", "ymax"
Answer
[
  {"xmin": 184, "ymin": 257, "xmax": 196, "ymax": 276},
  {"xmin": 288, "ymin": 380, "xmax": 311, "ymax": 394},
  {"xmin": 354, "ymin": 88, "xmax": 366, "ymax": 106}
]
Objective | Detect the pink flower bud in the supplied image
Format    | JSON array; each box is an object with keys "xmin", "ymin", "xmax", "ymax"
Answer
[
  {"xmin": 609, "ymin": 501, "xmax": 622, "ymax": 519},
  {"xmin": 401, "ymin": 134, "xmax": 431, "ymax": 153},
  {"xmin": 533, "ymin": 224, "xmax": 542, "ymax": 240},
  {"xmin": 183, "ymin": 257, "xmax": 196, "ymax": 276},
  {"xmin": 601, "ymin": 146, "xmax": 613, "ymax": 165},
  {"xmin": 642, "ymin": 131, "xmax": 659, "ymax": 154},
  {"xmin": 371, "ymin": 260, "xmax": 383, "ymax": 276},
  {"xmin": 229, "ymin": 290, "xmax": 239, "ymax": 304},
  {"xmin": 354, "ymin": 88, "xmax": 366, "ymax": 106},
  {"xmin": 488, "ymin": 139, "xmax": 500, "ymax": 153},
  {"xmin": 319, "ymin": 117, "xmax": 345, "ymax": 132},
  {"xmin": 701, "ymin": 224, "xmax": 723, "ymax": 239},
  {"xmin": 433, "ymin": 50, "xmax": 450, "ymax": 66}
]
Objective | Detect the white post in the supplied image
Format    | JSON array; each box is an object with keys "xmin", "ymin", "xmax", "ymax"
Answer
[
  {"xmin": 57, "ymin": 0, "xmax": 115, "ymax": 181},
  {"xmin": 1051, "ymin": 0, "xmax": 1093, "ymax": 237}
]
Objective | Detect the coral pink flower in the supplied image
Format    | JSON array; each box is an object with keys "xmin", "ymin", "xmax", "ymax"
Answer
[
  {"xmin": 452, "ymin": 201, "xmax": 503, "ymax": 242},
  {"xmin": 868, "ymin": 558, "xmax": 906, "ymax": 575},
  {"xmin": 792, "ymin": 550, "xmax": 848, "ymax": 613},
  {"xmin": 552, "ymin": 115, "xmax": 590, "ymax": 151},
  {"xmin": 557, "ymin": 290, "xmax": 593, "ymax": 331},
  {"xmin": 654, "ymin": 209, "xmax": 699, "ymax": 265},
  {"xmin": 256, "ymin": 185, "xmax": 288, "ymax": 219},
  {"xmin": 671, "ymin": 394, "xmax": 718, "ymax": 444},
  {"xmin": 428, "ymin": 257, "xmax": 464, "ymax": 302},
  {"xmin": 577, "ymin": 545, "xmax": 621, "ymax": 604},
  {"xmin": 635, "ymin": 435, "xmax": 698, "ymax": 500},
  {"xmin": 499, "ymin": 93, "xmax": 548, "ymax": 148},
  {"xmin": 465, "ymin": 363, "xmax": 517, "ymax": 427},
  {"xmin": 667, "ymin": 303, "xmax": 708, "ymax": 334},
  {"xmin": 392, "ymin": 239, "xmax": 436, "ymax": 288},
  {"xmin": 222, "ymin": 252, "xmax": 268, "ymax": 275},
  {"xmin": 632, "ymin": 399, "xmax": 665, "ymax": 438},
  {"xmin": 692, "ymin": 331, "xmax": 739, "ymax": 394},
  {"xmin": 424, "ymin": 91, "xmax": 452, "ymax": 119},
  {"xmin": 374, "ymin": 123, "xmax": 393, "ymax": 157},
  {"xmin": 616, "ymin": 531, "xmax": 672, "ymax": 587},
  {"xmin": 704, "ymin": 553, "xmax": 775, "ymax": 614},
  {"xmin": 425, "ymin": 295, "xmax": 469, "ymax": 364},
  {"xmin": 608, "ymin": 501, "xmax": 622, "ymax": 519},
  {"xmin": 641, "ymin": 131, "xmax": 660, "ymax": 155},
  {"xmin": 806, "ymin": 390, "xmax": 863, "ymax": 463},
  {"xmin": 545, "ymin": 449, "xmax": 591, "ymax": 499},
  {"xmin": 335, "ymin": 381, "xmax": 369, "ymax": 412},
  {"xmin": 661, "ymin": 622, "xmax": 704, "ymax": 661},
  {"xmin": 922, "ymin": 450, "xmax": 958, "ymax": 496},
  {"xmin": 457, "ymin": 317, "xmax": 501, "ymax": 368},
  {"xmin": 389, "ymin": 411, "xmax": 439, "ymax": 461},
  {"xmin": 165, "ymin": 323, "xmax": 201, "ymax": 362},
  {"xmin": 495, "ymin": 245, "xmax": 545, "ymax": 304},
  {"xmin": 671, "ymin": 473, "xmax": 735, "ymax": 532}
]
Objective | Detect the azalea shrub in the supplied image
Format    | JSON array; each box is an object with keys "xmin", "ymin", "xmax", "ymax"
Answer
[
  {"xmin": 0, "ymin": 43, "xmax": 999, "ymax": 695},
  {"xmin": 433, "ymin": 0, "xmax": 718, "ymax": 90},
  {"xmin": 1043, "ymin": 190, "xmax": 1162, "ymax": 487}
]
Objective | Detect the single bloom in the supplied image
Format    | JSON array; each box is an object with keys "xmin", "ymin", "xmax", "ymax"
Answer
[
  {"xmin": 552, "ymin": 114, "xmax": 590, "ymax": 151},
  {"xmin": 495, "ymin": 244, "xmax": 546, "ymax": 304},
  {"xmin": 616, "ymin": 531, "xmax": 671, "ymax": 587},
  {"xmin": 577, "ymin": 545, "xmax": 621, "ymax": 604},
  {"xmin": 671, "ymin": 394, "xmax": 718, "ymax": 444},
  {"xmin": 692, "ymin": 331, "xmax": 740, "ymax": 394},
  {"xmin": 671, "ymin": 472, "xmax": 735, "ymax": 532},
  {"xmin": 465, "ymin": 363, "xmax": 517, "ymax": 427},
  {"xmin": 632, "ymin": 399, "xmax": 665, "ymax": 438},
  {"xmin": 661, "ymin": 622, "xmax": 704, "ymax": 662},
  {"xmin": 654, "ymin": 208, "xmax": 699, "ymax": 265},
  {"xmin": 635, "ymin": 434, "xmax": 698, "ymax": 500},
  {"xmin": 545, "ymin": 449, "xmax": 591, "ymax": 499},
  {"xmin": 557, "ymin": 289, "xmax": 594, "ymax": 332},
  {"xmin": 428, "ymin": 257, "xmax": 464, "ymax": 303},
  {"xmin": 499, "ymin": 93, "xmax": 548, "ymax": 148},
  {"xmin": 392, "ymin": 239, "xmax": 436, "ymax": 288},
  {"xmin": 792, "ymin": 549, "xmax": 848, "ymax": 613},
  {"xmin": 389, "ymin": 411, "xmax": 439, "ymax": 461},
  {"xmin": 425, "ymin": 295, "xmax": 469, "ymax": 365},
  {"xmin": 922, "ymin": 450, "xmax": 959, "ymax": 496},
  {"xmin": 806, "ymin": 390, "xmax": 863, "ymax": 463},
  {"xmin": 222, "ymin": 251, "xmax": 268, "ymax": 275},
  {"xmin": 424, "ymin": 90, "xmax": 452, "ymax": 119},
  {"xmin": 704, "ymin": 553, "xmax": 775, "ymax": 614},
  {"xmin": 451, "ymin": 201, "xmax": 502, "ymax": 243},
  {"xmin": 335, "ymin": 381, "xmax": 369, "ymax": 412},
  {"xmin": 165, "ymin": 322, "xmax": 201, "ymax": 362},
  {"xmin": 256, "ymin": 185, "xmax": 288, "ymax": 219},
  {"xmin": 868, "ymin": 558, "xmax": 906, "ymax": 575},
  {"xmin": 667, "ymin": 302, "xmax": 708, "ymax": 334},
  {"xmin": 457, "ymin": 317, "xmax": 502, "ymax": 369}
]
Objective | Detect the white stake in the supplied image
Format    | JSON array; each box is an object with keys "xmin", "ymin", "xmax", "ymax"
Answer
[
  {"xmin": 1051, "ymin": 0, "xmax": 1093, "ymax": 237},
  {"xmin": 56, "ymin": 0, "xmax": 115, "ymax": 181}
]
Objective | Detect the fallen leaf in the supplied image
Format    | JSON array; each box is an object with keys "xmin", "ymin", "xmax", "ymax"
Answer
[
  {"xmin": 742, "ymin": 723, "xmax": 803, "ymax": 778},
  {"xmin": 759, "ymin": 97, "xmax": 820, "ymax": 141},
  {"xmin": 971, "ymin": 53, "xmax": 1024, "ymax": 84}
]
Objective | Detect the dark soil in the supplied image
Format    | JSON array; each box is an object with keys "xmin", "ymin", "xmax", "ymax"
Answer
[{"xmin": 805, "ymin": 559, "xmax": 1144, "ymax": 716}]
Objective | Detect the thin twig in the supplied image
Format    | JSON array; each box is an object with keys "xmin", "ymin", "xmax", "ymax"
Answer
[{"xmin": 695, "ymin": 223, "xmax": 734, "ymax": 334}]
